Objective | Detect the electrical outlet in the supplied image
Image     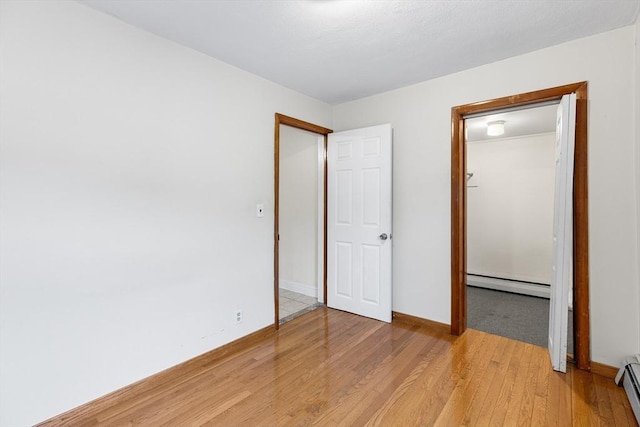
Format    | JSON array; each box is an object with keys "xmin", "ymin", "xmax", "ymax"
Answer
[{"xmin": 235, "ymin": 310, "xmax": 243, "ymax": 323}]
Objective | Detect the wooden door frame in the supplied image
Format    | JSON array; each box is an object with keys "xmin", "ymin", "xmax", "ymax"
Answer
[
  {"xmin": 451, "ymin": 82, "xmax": 590, "ymax": 371},
  {"xmin": 274, "ymin": 113, "xmax": 333, "ymax": 329}
]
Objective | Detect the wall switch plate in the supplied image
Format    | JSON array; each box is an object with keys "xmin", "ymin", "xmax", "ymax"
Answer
[{"xmin": 256, "ymin": 204, "xmax": 264, "ymax": 217}]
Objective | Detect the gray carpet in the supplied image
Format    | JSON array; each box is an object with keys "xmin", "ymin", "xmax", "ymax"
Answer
[{"xmin": 468, "ymin": 286, "xmax": 573, "ymax": 353}]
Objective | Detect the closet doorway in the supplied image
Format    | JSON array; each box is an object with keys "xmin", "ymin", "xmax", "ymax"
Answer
[
  {"xmin": 450, "ymin": 82, "xmax": 590, "ymax": 371},
  {"xmin": 464, "ymin": 104, "xmax": 572, "ymax": 352}
]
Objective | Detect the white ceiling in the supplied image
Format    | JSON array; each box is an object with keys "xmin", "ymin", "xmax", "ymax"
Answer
[{"xmin": 79, "ymin": 0, "xmax": 640, "ymax": 105}]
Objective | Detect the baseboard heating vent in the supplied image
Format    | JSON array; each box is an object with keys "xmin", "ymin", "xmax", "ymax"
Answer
[{"xmin": 615, "ymin": 354, "xmax": 640, "ymax": 423}]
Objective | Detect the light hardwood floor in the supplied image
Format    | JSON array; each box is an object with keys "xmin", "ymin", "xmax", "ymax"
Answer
[{"xmin": 40, "ymin": 307, "xmax": 636, "ymax": 426}]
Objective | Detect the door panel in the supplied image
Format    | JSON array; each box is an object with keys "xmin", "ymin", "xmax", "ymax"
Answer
[
  {"xmin": 361, "ymin": 245, "xmax": 381, "ymax": 303},
  {"xmin": 336, "ymin": 242, "xmax": 353, "ymax": 297},
  {"xmin": 328, "ymin": 124, "xmax": 392, "ymax": 323},
  {"xmin": 548, "ymin": 93, "xmax": 576, "ymax": 373},
  {"xmin": 336, "ymin": 171, "xmax": 353, "ymax": 224},
  {"xmin": 362, "ymin": 168, "xmax": 381, "ymax": 226}
]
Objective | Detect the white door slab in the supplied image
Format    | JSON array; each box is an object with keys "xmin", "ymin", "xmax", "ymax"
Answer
[
  {"xmin": 548, "ymin": 94, "xmax": 576, "ymax": 373},
  {"xmin": 327, "ymin": 124, "xmax": 392, "ymax": 322}
]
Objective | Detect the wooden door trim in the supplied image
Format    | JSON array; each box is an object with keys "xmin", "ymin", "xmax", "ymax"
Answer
[
  {"xmin": 274, "ymin": 113, "xmax": 332, "ymax": 329},
  {"xmin": 450, "ymin": 82, "xmax": 590, "ymax": 371}
]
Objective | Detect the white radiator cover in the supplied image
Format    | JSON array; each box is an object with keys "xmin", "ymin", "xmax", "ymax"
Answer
[{"xmin": 615, "ymin": 355, "xmax": 640, "ymax": 423}]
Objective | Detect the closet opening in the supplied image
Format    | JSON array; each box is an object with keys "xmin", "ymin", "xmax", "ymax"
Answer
[
  {"xmin": 450, "ymin": 82, "xmax": 590, "ymax": 371},
  {"xmin": 465, "ymin": 102, "xmax": 575, "ymax": 354}
]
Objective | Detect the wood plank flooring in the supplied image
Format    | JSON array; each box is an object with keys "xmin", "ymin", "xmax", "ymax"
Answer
[{"xmin": 40, "ymin": 307, "xmax": 637, "ymax": 426}]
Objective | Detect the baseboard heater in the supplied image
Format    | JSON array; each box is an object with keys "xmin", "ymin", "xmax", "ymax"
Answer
[
  {"xmin": 466, "ymin": 274, "xmax": 550, "ymax": 299},
  {"xmin": 615, "ymin": 354, "xmax": 640, "ymax": 423}
]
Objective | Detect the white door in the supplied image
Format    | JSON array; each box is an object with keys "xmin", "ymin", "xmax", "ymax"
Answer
[
  {"xmin": 548, "ymin": 94, "xmax": 576, "ymax": 373},
  {"xmin": 327, "ymin": 124, "xmax": 392, "ymax": 322}
]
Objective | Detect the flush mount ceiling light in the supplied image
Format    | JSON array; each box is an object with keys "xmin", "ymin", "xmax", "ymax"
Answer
[{"xmin": 486, "ymin": 120, "xmax": 506, "ymax": 136}]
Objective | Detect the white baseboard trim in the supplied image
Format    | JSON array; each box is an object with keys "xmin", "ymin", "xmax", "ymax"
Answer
[
  {"xmin": 279, "ymin": 280, "xmax": 317, "ymax": 298},
  {"xmin": 467, "ymin": 274, "xmax": 550, "ymax": 299}
]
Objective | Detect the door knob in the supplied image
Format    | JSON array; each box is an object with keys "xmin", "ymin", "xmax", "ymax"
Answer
[{"xmin": 379, "ymin": 233, "xmax": 388, "ymax": 240}]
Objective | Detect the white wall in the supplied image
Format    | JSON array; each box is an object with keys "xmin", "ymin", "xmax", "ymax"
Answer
[
  {"xmin": 333, "ymin": 26, "xmax": 640, "ymax": 367},
  {"xmin": 279, "ymin": 126, "xmax": 318, "ymax": 296},
  {"xmin": 0, "ymin": 1, "xmax": 331, "ymax": 425},
  {"xmin": 467, "ymin": 133, "xmax": 555, "ymax": 284}
]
